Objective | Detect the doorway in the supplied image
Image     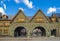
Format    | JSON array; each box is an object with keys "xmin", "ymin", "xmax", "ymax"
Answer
[{"xmin": 14, "ymin": 26, "xmax": 27, "ymax": 37}]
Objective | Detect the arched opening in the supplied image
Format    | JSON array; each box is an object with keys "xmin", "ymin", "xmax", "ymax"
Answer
[
  {"xmin": 14, "ymin": 26, "xmax": 27, "ymax": 37},
  {"xmin": 32, "ymin": 26, "xmax": 46, "ymax": 37},
  {"xmin": 51, "ymin": 29, "xmax": 56, "ymax": 37}
]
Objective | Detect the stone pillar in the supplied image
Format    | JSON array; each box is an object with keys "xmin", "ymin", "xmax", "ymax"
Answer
[
  {"xmin": 2, "ymin": 22, "xmax": 5, "ymax": 35},
  {"xmin": 58, "ymin": 27, "xmax": 60, "ymax": 37},
  {"xmin": 2, "ymin": 27, "xmax": 4, "ymax": 35},
  {"xmin": 27, "ymin": 30, "xmax": 31, "ymax": 38},
  {"xmin": 9, "ymin": 30, "xmax": 14, "ymax": 37},
  {"xmin": 48, "ymin": 30, "xmax": 51, "ymax": 37},
  {"xmin": 56, "ymin": 28, "xmax": 59, "ymax": 37},
  {"xmin": 46, "ymin": 29, "xmax": 51, "ymax": 37}
]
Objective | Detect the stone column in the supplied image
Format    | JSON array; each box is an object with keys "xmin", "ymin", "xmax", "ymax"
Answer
[
  {"xmin": 46, "ymin": 29, "xmax": 51, "ymax": 37},
  {"xmin": 9, "ymin": 30, "xmax": 14, "ymax": 37},
  {"xmin": 27, "ymin": 30, "xmax": 31, "ymax": 38},
  {"xmin": 2, "ymin": 27, "xmax": 4, "ymax": 35},
  {"xmin": 2, "ymin": 22, "xmax": 4, "ymax": 35},
  {"xmin": 56, "ymin": 28, "xmax": 59, "ymax": 37},
  {"xmin": 58, "ymin": 27, "xmax": 60, "ymax": 37}
]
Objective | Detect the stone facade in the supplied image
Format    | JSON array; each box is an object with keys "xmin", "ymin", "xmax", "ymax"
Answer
[{"xmin": 0, "ymin": 9, "xmax": 60, "ymax": 37}]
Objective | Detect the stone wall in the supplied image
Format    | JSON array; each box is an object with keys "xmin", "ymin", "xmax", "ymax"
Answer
[{"xmin": 9, "ymin": 22, "xmax": 59, "ymax": 37}]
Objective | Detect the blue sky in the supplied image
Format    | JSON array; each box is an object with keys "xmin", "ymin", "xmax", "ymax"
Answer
[{"xmin": 0, "ymin": 0, "xmax": 60, "ymax": 17}]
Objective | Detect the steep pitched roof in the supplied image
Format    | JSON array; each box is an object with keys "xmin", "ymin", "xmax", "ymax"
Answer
[
  {"xmin": 10, "ymin": 10, "xmax": 29, "ymax": 23},
  {"xmin": 30, "ymin": 9, "xmax": 51, "ymax": 22}
]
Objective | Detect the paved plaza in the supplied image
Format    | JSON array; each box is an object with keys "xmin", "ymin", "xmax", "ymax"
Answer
[{"xmin": 0, "ymin": 37, "xmax": 60, "ymax": 41}]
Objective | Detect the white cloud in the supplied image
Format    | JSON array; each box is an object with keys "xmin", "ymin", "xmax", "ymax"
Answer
[
  {"xmin": 14, "ymin": 0, "xmax": 33, "ymax": 8},
  {"xmin": 0, "ymin": 0, "xmax": 7, "ymax": 10},
  {"xmin": 14, "ymin": 0, "xmax": 20, "ymax": 3},
  {"xmin": 19, "ymin": 8, "xmax": 24, "ymax": 11},
  {"xmin": 47, "ymin": 7, "xmax": 56, "ymax": 14},
  {"xmin": 0, "ymin": 7, "xmax": 6, "ymax": 15},
  {"xmin": 3, "ymin": 4, "xmax": 6, "ymax": 10},
  {"xmin": 23, "ymin": 0, "xmax": 33, "ymax": 8}
]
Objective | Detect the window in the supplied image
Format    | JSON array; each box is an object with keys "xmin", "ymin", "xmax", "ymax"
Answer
[
  {"xmin": 4, "ymin": 28, "xmax": 9, "ymax": 34},
  {"xmin": 36, "ymin": 19, "xmax": 44, "ymax": 23},
  {"xmin": 4, "ymin": 23, "xmax": 10, "ymax": 27},
  {"xmin": 35, "ymin": 16, "xmax": 44, "ymax": 23},
  {"xmin": 17, "ymin": 19, "xmax": 25, "ymax": 23},
  {"xmin": 0, "ymin": 23, "xmax": 3, "ymax": 26},
  {"xmin": 0, "ymin": 28, "xmax": 2, "ymax": 35}
]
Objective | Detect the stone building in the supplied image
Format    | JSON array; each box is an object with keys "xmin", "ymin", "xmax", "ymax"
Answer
[{"xmin": 0, "ymin": 9, "xmax": 60, "ymax": 37}]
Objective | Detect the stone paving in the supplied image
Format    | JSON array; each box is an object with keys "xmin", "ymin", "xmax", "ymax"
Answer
[{"xmin": 0, "ymin": 37, "xmax": 60, "ymax": 41}]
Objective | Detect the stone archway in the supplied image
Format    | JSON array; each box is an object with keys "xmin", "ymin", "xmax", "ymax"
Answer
[
  {"xmin": 32, "ymin": 26, "xmax": 46, "ymax": 37},
  {"xmin": 14, "ymin": 26, "xmax": 27, "ymax": 37}
]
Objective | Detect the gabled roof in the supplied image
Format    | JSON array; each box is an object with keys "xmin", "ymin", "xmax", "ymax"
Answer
[
  {"xmin": 10, "ymin": 10, "xmax": 29, "ymax": 23},
  {"xmin": 30, "ymin": 9, "xmax": 51, "ymax": 22}
]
